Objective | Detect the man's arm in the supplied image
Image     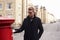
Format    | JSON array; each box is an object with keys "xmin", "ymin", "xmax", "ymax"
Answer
[
  {"xmin": 14, "ymin": 19, "xmax": 25, "ymax": 33},
  {"xmin": 38, "ymin": 18, "xmax": 44, "ymax": 38}
]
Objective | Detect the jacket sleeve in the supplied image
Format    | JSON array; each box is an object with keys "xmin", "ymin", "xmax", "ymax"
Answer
[
  {"xmin": 14, "ymin": 19, "xmax": 25, "ymax": 33},
  {"xmin": 38, "ymin": 18, "xmax": 44, "ymax": 38}
]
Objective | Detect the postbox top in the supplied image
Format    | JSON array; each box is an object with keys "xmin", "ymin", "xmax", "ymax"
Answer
[{"xmin": 0, "ymin": 17, "xmax": 14, "ymax": 20}]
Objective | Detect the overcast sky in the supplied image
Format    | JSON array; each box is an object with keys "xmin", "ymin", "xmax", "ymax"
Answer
[{"xmin": 30, "ymin": 0, "xmax": 60, "ymax": 19}]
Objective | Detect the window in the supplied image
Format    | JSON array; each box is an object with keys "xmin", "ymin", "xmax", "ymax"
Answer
[
  {"xmin": 7, "ymin": 13, "xmax": 13, "ymax": 18},
  {"xmin": 0, "ymin": 4, "xmax": 2, "ymax": 10},
  {"xmin": 7, "ymin": 3, "xmax": 12, "ymax": 10}
]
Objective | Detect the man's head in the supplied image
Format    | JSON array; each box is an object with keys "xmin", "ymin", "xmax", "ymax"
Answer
[{"xmin": 28, "ymin": 7, "xmax": 35, "ymax": 18}]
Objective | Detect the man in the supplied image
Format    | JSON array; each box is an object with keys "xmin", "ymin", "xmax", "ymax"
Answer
[{"xmin": 14, "ymin": 7, "xmax": 44, "ymax": 40}]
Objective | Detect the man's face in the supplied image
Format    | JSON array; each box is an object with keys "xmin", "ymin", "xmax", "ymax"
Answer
[{"xmin": 28, "ymin": 7, "xmax": 35, "ymax": 17}]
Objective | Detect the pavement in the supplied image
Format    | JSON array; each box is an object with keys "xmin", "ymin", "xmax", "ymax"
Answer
[{"xmin": 13, "ymin": 22, "xmax": 60, "ymax": 40}]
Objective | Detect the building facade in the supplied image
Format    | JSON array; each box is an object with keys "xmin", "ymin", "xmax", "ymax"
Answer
[
  {"xmin": 39, "ymin": 6, "xmax": 56, "ymax": 23},
  {"xmin": 0, "ymin": 0, "xmax": 15, "ymax": 18},
  {"xmin": 0, "ymin": 0, "xmax": 56, "ymax": 27},
  {"xmin": 39, "ymin": 6, "xmax": 47, "ymax": 23},
  {"xmin": 0, "ymin": 0, "xmax": 28, "ymax": 27},
  {"xmin": 46, "ymin": 12, "xmax": 56, "ymax": 23}
]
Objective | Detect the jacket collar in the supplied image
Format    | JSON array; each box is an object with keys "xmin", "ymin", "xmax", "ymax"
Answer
[{"xmin": 27, "ymin": 15, "xmax": 36, "ymax": 19}]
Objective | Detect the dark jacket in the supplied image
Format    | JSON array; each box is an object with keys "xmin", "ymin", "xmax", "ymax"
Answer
[{"xmin": 15, "ymin": 16, "xmax": 44, "ymax": 40}]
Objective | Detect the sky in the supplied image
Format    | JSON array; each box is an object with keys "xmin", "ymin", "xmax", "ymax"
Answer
[{"xmin": 30, "ymin": 0, "xmax": 60, "ymax": 19}]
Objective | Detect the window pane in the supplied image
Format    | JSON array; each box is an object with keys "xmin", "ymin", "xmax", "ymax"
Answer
[
  {"xmin": 7, "ymin": 3, "xmax": 11, "ymax": 9},
  {"xmin": 0, "ymin": 4, "xmax": 2, "ymax": 10}
]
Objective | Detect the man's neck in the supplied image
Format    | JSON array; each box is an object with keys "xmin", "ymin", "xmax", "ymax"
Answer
[{"xmin": 30, "ymin": 16, "xmax": 34, "ymax": 19}]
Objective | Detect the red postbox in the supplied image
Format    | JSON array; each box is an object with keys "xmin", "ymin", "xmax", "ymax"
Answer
[{"xmin": 0, "ymin": 17, "xmax": 15, "ymax": 40}]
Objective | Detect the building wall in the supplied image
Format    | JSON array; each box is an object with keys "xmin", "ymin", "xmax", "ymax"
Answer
[
  {"xmin": 15, "ymin": 0, "xmax": 22, "ymax": 25},
  {"xmin": 0, "ymin": 0, "xmax": 15, "ymax": 17},
  {"xmin": 0, "ymin": 0, "xmax": 27, "ymax": 27},
  {"xmin": 46, "ymin": 12, "xmax": 55, "ymax": 23},
  {"xmin": 0, "ymin": 0, "xmax": 4, "ymax": 16},
  {"xmin": 15, "ymin": 0, "xmax": 27, "ymax": 26},
  {"xmin": 39, "ymin": 6, "xmax": 55, "ymax": 24},
  {"xmin": 40, "ymin": 6, "xmax": 46, "ymax": 23}
]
